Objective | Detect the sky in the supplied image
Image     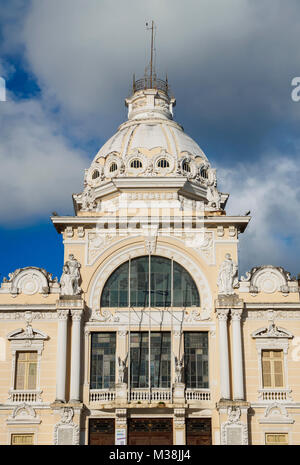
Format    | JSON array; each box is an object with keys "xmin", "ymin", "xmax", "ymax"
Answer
[{"xmin": 1, "ymin": 0, "xmax": 300, "ymax": 281}]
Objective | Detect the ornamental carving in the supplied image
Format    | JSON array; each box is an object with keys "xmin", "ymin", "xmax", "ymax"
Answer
[
  {"xmin": 7, "ymin": 403, "xmax": 41, "ymax": 425},
  {"xmin": 53, "ymin": 407, "xmax": 80, "ymax": 445},
  {"xmin": 252, "ymin": 323, "xmax": 293, "ymax": 339},
  {"xmin": 259, "ymin": 403, "xmax": 294, "ymax": 424},
  {"xmin": 239, "ymin": 266, "xmax": 298, "ymax": 295},
  {"xmin": 0, "ymin": 267, "xmax": 59, "ymax": 297},
  {"xmin": 221, "ymin": 407, "xmax": 249, "ymax": 445},
  {"xmin": 91, "ymin": 309, "xmax": 120, "ymax": 322}
]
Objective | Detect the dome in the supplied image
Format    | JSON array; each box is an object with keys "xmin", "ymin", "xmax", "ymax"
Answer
[{"xmin": 73, "ymin": 78, "xmax": 227, "ymax": 213}]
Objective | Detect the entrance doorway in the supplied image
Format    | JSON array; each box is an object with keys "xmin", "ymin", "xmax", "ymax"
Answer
[
  {"xmin": 89, "ymin": 419, "xmax": 115, "ymax": 445},
  {"xmin": 186, "ymin": 418, "xmax": 212, "ymax": 445},
  {"xmin": 128, "ymin": 418, "xmax": 173, "ymax": 445}
]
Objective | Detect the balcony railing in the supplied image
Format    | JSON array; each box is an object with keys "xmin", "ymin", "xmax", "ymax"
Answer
[
  {"xmin": 258, "ymin": 388, "xmax": 292, "ymax": 402},
  {"xmin": 132, "ymin": 77, "xmax": 169, "ymax": 95},
  {"xmin": 88, "ymin": 387, "xmax": 211, "ymax": 404},
  {"xmin": 89, "ymin": 389, "xmax": 115, "ymax": 403},
  {"xmin": 185, "ymin": 388, "xmax": 211, "ymax": 402},
  {"xmin": 8, "ymin": 389, "xmax": 43, "ymax": 403},
  {"xmin": 130, "ymin": 388, "xmax": 172, "ymax": 403}
]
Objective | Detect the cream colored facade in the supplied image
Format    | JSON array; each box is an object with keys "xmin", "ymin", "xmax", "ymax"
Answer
[{"xmin": 0, "ymin": 77, "xmax": 300, "ymax": 445}]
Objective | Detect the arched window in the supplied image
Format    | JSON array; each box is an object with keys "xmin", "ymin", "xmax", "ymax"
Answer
[
  {"xmin": 130, "ymin": 159, "xmax": 143, "ymax": 169},
  {"xmin": 182, "ymin": 161, "xmax": 191, "ymax": 173},
  {"xmin": 157, "ymin": 158, "xmax": 170, "ymax": 169},
  {"xmin": 100, "ymin": 256, "xmax": 200, "ymax": 308},
  {"xmin": 109, "ymin": 162, "xmax": 118, "ymax": 173},
  {"xmin": 92, "ymin": 169, "xmax": 100, "ymax": 179}
]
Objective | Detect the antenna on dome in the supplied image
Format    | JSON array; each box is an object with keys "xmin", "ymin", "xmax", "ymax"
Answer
[{"xmin": 146, "ymin": 20, "xmax": 156, "ymax": 88}]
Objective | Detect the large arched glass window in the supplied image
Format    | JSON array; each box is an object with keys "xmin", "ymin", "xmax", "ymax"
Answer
[{"xmin": 100, "ymin": 256, "xmax": 200, "ymax": 307}]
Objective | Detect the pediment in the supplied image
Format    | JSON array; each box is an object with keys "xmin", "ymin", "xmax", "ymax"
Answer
[
  {"xmin": 7, "ymin": 325, "xmax": 48, "ymax": 341},
  {"xmin": 252, "ymin": 323, "xmax": 293, "ymax": 339}
]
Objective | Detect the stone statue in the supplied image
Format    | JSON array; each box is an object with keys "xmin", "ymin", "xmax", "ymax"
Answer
[
  {"xmin": 60, "ymin": 255, "xmax": 81, "ymax": 296},
  {"xmin": 174, "ymin": 354, "xmax": 184, "ymax": 383},
  {"xmin": 217, "ymin": 253, "xmax": 238, "ymax": 295},
  {"xmin": 117, "ymin": 356, "xmax": 127, "ymax": 384}
]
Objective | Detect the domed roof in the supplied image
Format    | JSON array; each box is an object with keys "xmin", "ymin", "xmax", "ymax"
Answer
[
  {"xmin": 73, "ymin": 79, "xmax": 227, "ymax": 213},
  {"xmin": 95, "ymin": 117, "xmax": 208, "ymax": 162},
  {"xmin": 93, "ymin": 82, "xmax": 208, "ymax": 165}
]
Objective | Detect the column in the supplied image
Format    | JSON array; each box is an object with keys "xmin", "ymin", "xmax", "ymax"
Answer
[
  {"xmin": 231, "ymin": 309, "xmax": 244, "ymax": 400},
  {"xmin": 216, "ymin": 309, "xmax": 230, "ymax": 400},
  {"xmin": 55, "ymin": 310, "xmax": 69, "ymax": 403},
  {"xmin": 70, "ymin": 309, "xmax": 83, "ymax": 403}
]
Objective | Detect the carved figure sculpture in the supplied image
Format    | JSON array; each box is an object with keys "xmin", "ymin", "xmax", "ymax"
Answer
[
  {"xmin": 174, "ymin": 354, "xmax": 184, "ymax": 383},
  {"xmin": 60, "ymin": 255, "xmax": 81, "ymax": 296},
  {"xmin": 217, "ymin": 253, "xmax": 238, "ymax": 295}
]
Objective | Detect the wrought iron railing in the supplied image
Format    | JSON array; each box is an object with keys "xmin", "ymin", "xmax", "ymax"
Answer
[{"xmin": 132, "ymin": 77, "xmax": 169, "ymax": 94}]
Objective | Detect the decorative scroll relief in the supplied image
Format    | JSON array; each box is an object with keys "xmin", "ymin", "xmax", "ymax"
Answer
[
  {"xmin": 88, "ymin": 243, "xmax": 213, "ymax": 319},
  {"xmin": 87, "ymin": 232, "xmax": 129, "ymax": 265},
  {"xmin": 221, "ymin": 407, "xmax": 248, "ymax": 445},
  {"xmin": 0, "ymin": 267, "xmax": 59, "ymax": 297},
  {"xmin": 252, "ymin": 323, "xmax": 293, "ymax": 340},
  {"xmin": 0, "ymin": 311, "xmax": 57, "ymax": 321},
  {"xmin": 245, "ymin": 310, "xmax": 300, "ymax": 320},
  {"xmin": 6, "ymin": 403, "xmax": 41, "ymax": 425},
  {"xmin": 53, "ymin": 408, "xmax": 80, "ymax": 446},
  {"xmin": 179, "ymin": 231, "xmax": 215, "ymax": 265},
  {"xmin": 259, "ymin": 404, "xmax": 294, "ymax": 424},
  {"xmin": 240, "ymin": 265, "xmax": 298, "ymax": 295}
]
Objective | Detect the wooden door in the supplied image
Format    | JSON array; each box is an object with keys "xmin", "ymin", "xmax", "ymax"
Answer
[
  {"xmin": 89, "ymin": 419, "xmax": 115, "ymax": 445},
  {"xmin": 186, "ymin": 418, "xmax": 212, "ymax": 445},
  {"xmin": 128, "ymin": 418, "xmax": 173, "ymax": 445}
]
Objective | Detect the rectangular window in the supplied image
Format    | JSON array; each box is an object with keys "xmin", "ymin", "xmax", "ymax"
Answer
[
  {"xmin": 90, "ymin": 333, "xmax": 116, "ymax": 389},
  {"xmin": 184, "ymin": 332, "xmax": 209, "ymax": 388},
  {"xmin": 130, "ymin": 332, "xmax": 171, "ymax": 388},
  {"xmin": 11, "ymin": 434, "xmax": 34, "ymax": 445},
  {"xmin": 15, "ymin": 352, "xmax": 37, "ymax": 390},
  {"xmin": 262, "ymin": 350, "xmax": 284, "ymax": 388},
  {"xmin": 265, "ymin": 433, "xmax": 288, "ymax": 445}
]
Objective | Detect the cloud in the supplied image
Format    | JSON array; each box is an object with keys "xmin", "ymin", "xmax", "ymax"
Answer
[
  {"xmin": 13, "ymin": 0, "xmax": 300, "ymax": 153},
  {"xmin": 217, "ymin": 152, "xmax": 300, "ymax": 276},
  {"xmin": 0, "ymin": 94, "xmax": 89, "ymax": 224}
]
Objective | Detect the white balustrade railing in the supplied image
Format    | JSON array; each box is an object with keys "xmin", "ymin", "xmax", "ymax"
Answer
[
  {"xmin": 185, "ymin": 389, "xmax": 211, "ymax": 402},
  {"xmin": 151, "ymin": 388, "xmax": 172, "ymax": 402},
  {"xmin": 89, "ymin": 389, "xmax": 116, "ymax": 403},
  {"xmin": 130, "ymin": 389, "xmax": 150, "ymax": 402},
  {"xmin": 89, "ymin": 387, "xmax": 212, "ymax": 404},
  {"xmin": 258, "ymin": 389, "xmax": 292, "ymax": 402},
  {"xmin": 9, "ymin": 390, "xmax": 42, "ymax": 403}
]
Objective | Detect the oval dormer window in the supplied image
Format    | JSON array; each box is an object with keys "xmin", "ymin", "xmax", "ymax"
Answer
[
  {"xmin": 200, "ymin": 168, "xmax": 208, "ymax": 179},
  {"xmin": 130, "ymin": 159, "xmax": 143, "ymax": 169},
  {"xmin": 182, "ymin": 161, "xmax": 191, "ymax": 173},
  {"xmin": 109, "ymin": 162, "xmax": 118, "ymax": 173},
  {"xmin": 92, "ymin": 169, "xmax": 100, "ymax": 180},
  {"xmin": 157, "ymin": 159, "xmax": 170, "ymax": 169}
]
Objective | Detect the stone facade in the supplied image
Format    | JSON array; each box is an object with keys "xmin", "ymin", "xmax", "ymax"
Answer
[{"xmin": 0, "ymin": 77, "xmax": 299, "ymax": 445}]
